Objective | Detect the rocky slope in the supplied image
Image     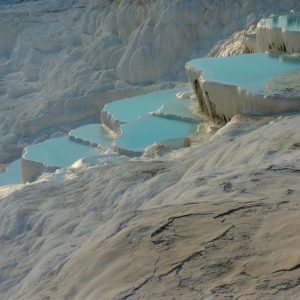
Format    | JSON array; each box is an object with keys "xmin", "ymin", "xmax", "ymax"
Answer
[{"xmin": 1, "ymin": 114, "xmax": 300, "ymax": 299}]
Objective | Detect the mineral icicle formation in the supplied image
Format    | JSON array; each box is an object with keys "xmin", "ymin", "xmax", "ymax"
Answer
[{"xmin": 256, "ymin": 12, "xmax": 300, "ymax": 54}]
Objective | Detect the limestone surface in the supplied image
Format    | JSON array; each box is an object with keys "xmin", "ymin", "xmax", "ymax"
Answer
[
  {"xmin": 0, "ymin": 114, "xmax": 300, "ymax": 299},
  {"xmin": 186, "ymin": 53, "xmax": 300, "ymax": 121}
]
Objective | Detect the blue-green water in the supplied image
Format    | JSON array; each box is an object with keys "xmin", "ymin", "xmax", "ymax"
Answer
[
  {"xmin": 0, "ymin": 159, "xmax": 22, "ymax": 185},
  {"xmin": 23, "ymin": 137, "xmax": 100, "ymax": 167},
  {"xmin": 266, "ymin": 14, "xmax": 300, "ymax": 32},
  {"xmin": 1, "ymin": 88, "xmax": 199, "ymax": 185},
  {"xmin": 103, "ymin": 88, "xmax": 185, "ymax": 123},
  {"xmin": 187, "ymin": 53, "xmax": 300, "ymax": 93},
  {"xmin": 69, "ymin": 124, "xmax": 113, "ymax": 148},
  {"xmin": 116, "ymin": 115, "xmax": 198, "ymax": 154}
]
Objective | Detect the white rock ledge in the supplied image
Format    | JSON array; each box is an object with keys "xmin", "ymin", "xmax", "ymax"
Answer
[
  {"xmin": 21, "ymin": 158, "xmax": 59, "ymax": 183},
  {"xmin": 186, "ymin": 61, "xmax": 300, "ymax": 122}
]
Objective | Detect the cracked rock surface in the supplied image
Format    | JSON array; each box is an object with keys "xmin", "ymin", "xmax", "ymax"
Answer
[{"xmin": 0, "ymin": 114, "xmax": 299, "ymax": 299}]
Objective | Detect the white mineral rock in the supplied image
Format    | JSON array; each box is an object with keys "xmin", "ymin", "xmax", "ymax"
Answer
[{"xmin": 1, "ymin": 0, "xmax": 299, "ymax": 163}]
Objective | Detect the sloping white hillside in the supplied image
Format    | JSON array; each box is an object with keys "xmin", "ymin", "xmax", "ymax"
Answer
[{"xmin": 1, "ymin": 113, "xmax": 300, "ymax": 299}]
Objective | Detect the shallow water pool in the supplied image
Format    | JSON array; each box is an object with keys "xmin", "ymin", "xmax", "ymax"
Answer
[
  {"xmin": 103, "ymin": 88, "xmax": 185, "ymax": 123},
  {"xmin": 116, "ymin": 115, "xmax": 198, "ymax": 154},
  {"xmin": 0, "ymin": 159, "xmax": 22, "ymax": 185},
  {"xmin": 69, "ymin": 124, "xmax": 113, "ymax": 148},
  {"xmin": 23, "ymin": 137, "xmax": 100, "ymax": 167},
  {"xmin": 187, "ymin": 53, "xmax": 300, "ymax": 94}
]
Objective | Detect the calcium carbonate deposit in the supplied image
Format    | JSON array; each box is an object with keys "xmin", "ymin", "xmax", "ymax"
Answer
[
  {"xmin": 186, "ymin": 53, "xmax": 300, "ymax": 120},
  {"xmin": 256, "ymin": 12, "xmax": 300, "ymax": 53},
  {"xmin": 1, "ymin": 1, "xmax": 300, "ymax": 300}
]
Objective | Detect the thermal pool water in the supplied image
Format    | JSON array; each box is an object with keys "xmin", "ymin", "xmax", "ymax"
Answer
[{"xmin": 1, "ymin": 89, "xmax": 199, "ymax": 185}]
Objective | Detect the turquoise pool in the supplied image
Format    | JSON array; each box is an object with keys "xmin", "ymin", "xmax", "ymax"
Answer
[
  {"xmin": 23, "ymin": 137, "xmax": 100, "ymax": 167},
  {"xmin": 103, "ymin": 88, "xmax": 186, "ymax": 123},
  {"xmin": 187, "ymin": 53, "xmax": 300, "ymax": 94},
  {"xmin": 0, "ymin": 159, "xmax": 22, "ymax": 185},
  {"xmin": 69, "ymin": 124, "xmax": 113, "ymax": 148},
  {"xmin": 116, "ymin": 115, "xmax": 198, "ymax": 154},
  {"xmin": 1, "ymin": 87, "xmax": 200, "ymax": 184}
]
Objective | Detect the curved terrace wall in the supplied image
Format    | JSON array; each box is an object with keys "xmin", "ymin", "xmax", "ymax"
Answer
[{"xmin": 186, "ymin": 53, "xmax": 300, "ymax": 121}]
